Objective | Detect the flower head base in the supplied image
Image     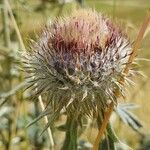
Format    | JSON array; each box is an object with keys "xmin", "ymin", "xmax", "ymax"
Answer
[{"xmin": 23, "ymin": 10, "xmax": 132, "ymax": 118}]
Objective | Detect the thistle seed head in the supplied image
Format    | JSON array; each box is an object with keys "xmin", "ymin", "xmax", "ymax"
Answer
[{"xmin": 23, "ymin": 10, "xmax": 132, "ymax": 118}]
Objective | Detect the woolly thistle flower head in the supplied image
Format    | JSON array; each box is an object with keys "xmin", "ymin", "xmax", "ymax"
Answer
[{"xmin": 23, "ymin": 10, "xmax": 132, "ymax": 118}]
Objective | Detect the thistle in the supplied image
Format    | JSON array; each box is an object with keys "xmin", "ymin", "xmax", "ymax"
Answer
[{"xmin": 22, "ymin": 9, "xmax": 136, "ymax": 149}]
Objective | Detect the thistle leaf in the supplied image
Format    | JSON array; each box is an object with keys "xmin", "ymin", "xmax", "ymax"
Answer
[
  {"xmin": 116, "ymin": 103, "xmax": 142, "ymax": 131},
  {"xmin": 26, "ymin": 108, "xmax": 52, "ymax": 128},
  {"xmin": 40, "ymin": 112, "xmax": 58, "ymax": 136}
]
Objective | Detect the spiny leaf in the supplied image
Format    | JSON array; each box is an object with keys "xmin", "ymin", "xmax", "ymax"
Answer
[
  {"xmin": 26, "ymin": 108, "xmax": 52, "ymax": 128},
  {"xmin": 118, "ymin": 103, "xmax": 139, "ymax": 110},
  {"xmin": 40, "ymin": 112, "xmax": 59, "ymax": 136},
  {"xmin": 116, "ymin": 103, "xmax": 142, "ymax": 131}
]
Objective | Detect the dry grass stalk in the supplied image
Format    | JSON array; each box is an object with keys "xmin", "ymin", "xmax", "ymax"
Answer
[
  {"xmin": 93, "ymin": 10, "xmax": 150, "ymax": 150},
  {"xmin": 5, "ymin": 0, "xmax": 54, "ymax": 148}
]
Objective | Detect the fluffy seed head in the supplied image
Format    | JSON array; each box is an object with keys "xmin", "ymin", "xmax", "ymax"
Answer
[{"xmin": 23, "ymin": 10, "xmax": 132, "ymax": 118}]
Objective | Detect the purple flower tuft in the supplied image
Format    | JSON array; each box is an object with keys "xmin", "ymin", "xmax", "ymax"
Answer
[{"xmin": 22, "ymin": 10, "xmax": 132, "ymax": 118}]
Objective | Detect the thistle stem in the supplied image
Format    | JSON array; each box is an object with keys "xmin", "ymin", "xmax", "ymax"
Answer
[
  {"xmin": 92, "ymin": 10, "xmax": 150, "ymax": 150},
  {"xmin": 61, "ymin": 116, "xmax": 78, "ymax": 150},
  {"xmin": 93, "ymin": 102, "xmax": 114, "ymax": 150}
]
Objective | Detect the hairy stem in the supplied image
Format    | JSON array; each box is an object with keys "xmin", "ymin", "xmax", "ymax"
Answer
[
  {"xmin": 93, "ymin": 102, "xmax": 114, "ymax": 150},
  {"xmin": 61, "ymin": 116, "xmax": 78, "ymax": 150}
]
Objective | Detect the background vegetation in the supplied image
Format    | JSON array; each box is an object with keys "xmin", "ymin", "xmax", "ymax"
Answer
[{"xmin": 0, "ymin": 0, "xmax": 150, "ymax": 149}]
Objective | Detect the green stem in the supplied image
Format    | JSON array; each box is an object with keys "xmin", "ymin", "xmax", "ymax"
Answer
[
  {"xmin": 61, "ymin": 116, "xmax": 78, "ymax": 150},
  {"xmin": 107, "ymin": 123, "xmax": 119, "ymax": 143},
  {"xmin": 97, "ymin": 112, "xmax": 118, "ymax": 150}
]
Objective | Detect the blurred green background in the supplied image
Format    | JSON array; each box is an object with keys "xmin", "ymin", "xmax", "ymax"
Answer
[{"xmin": 0, "ymin": 0, "xmax": 150, "ymax": 149}]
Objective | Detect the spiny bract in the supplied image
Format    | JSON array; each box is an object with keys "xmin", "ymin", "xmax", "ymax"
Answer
[{"xmin": 23, "ymin": 10, "xmax": 132, "ymax": 119}]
